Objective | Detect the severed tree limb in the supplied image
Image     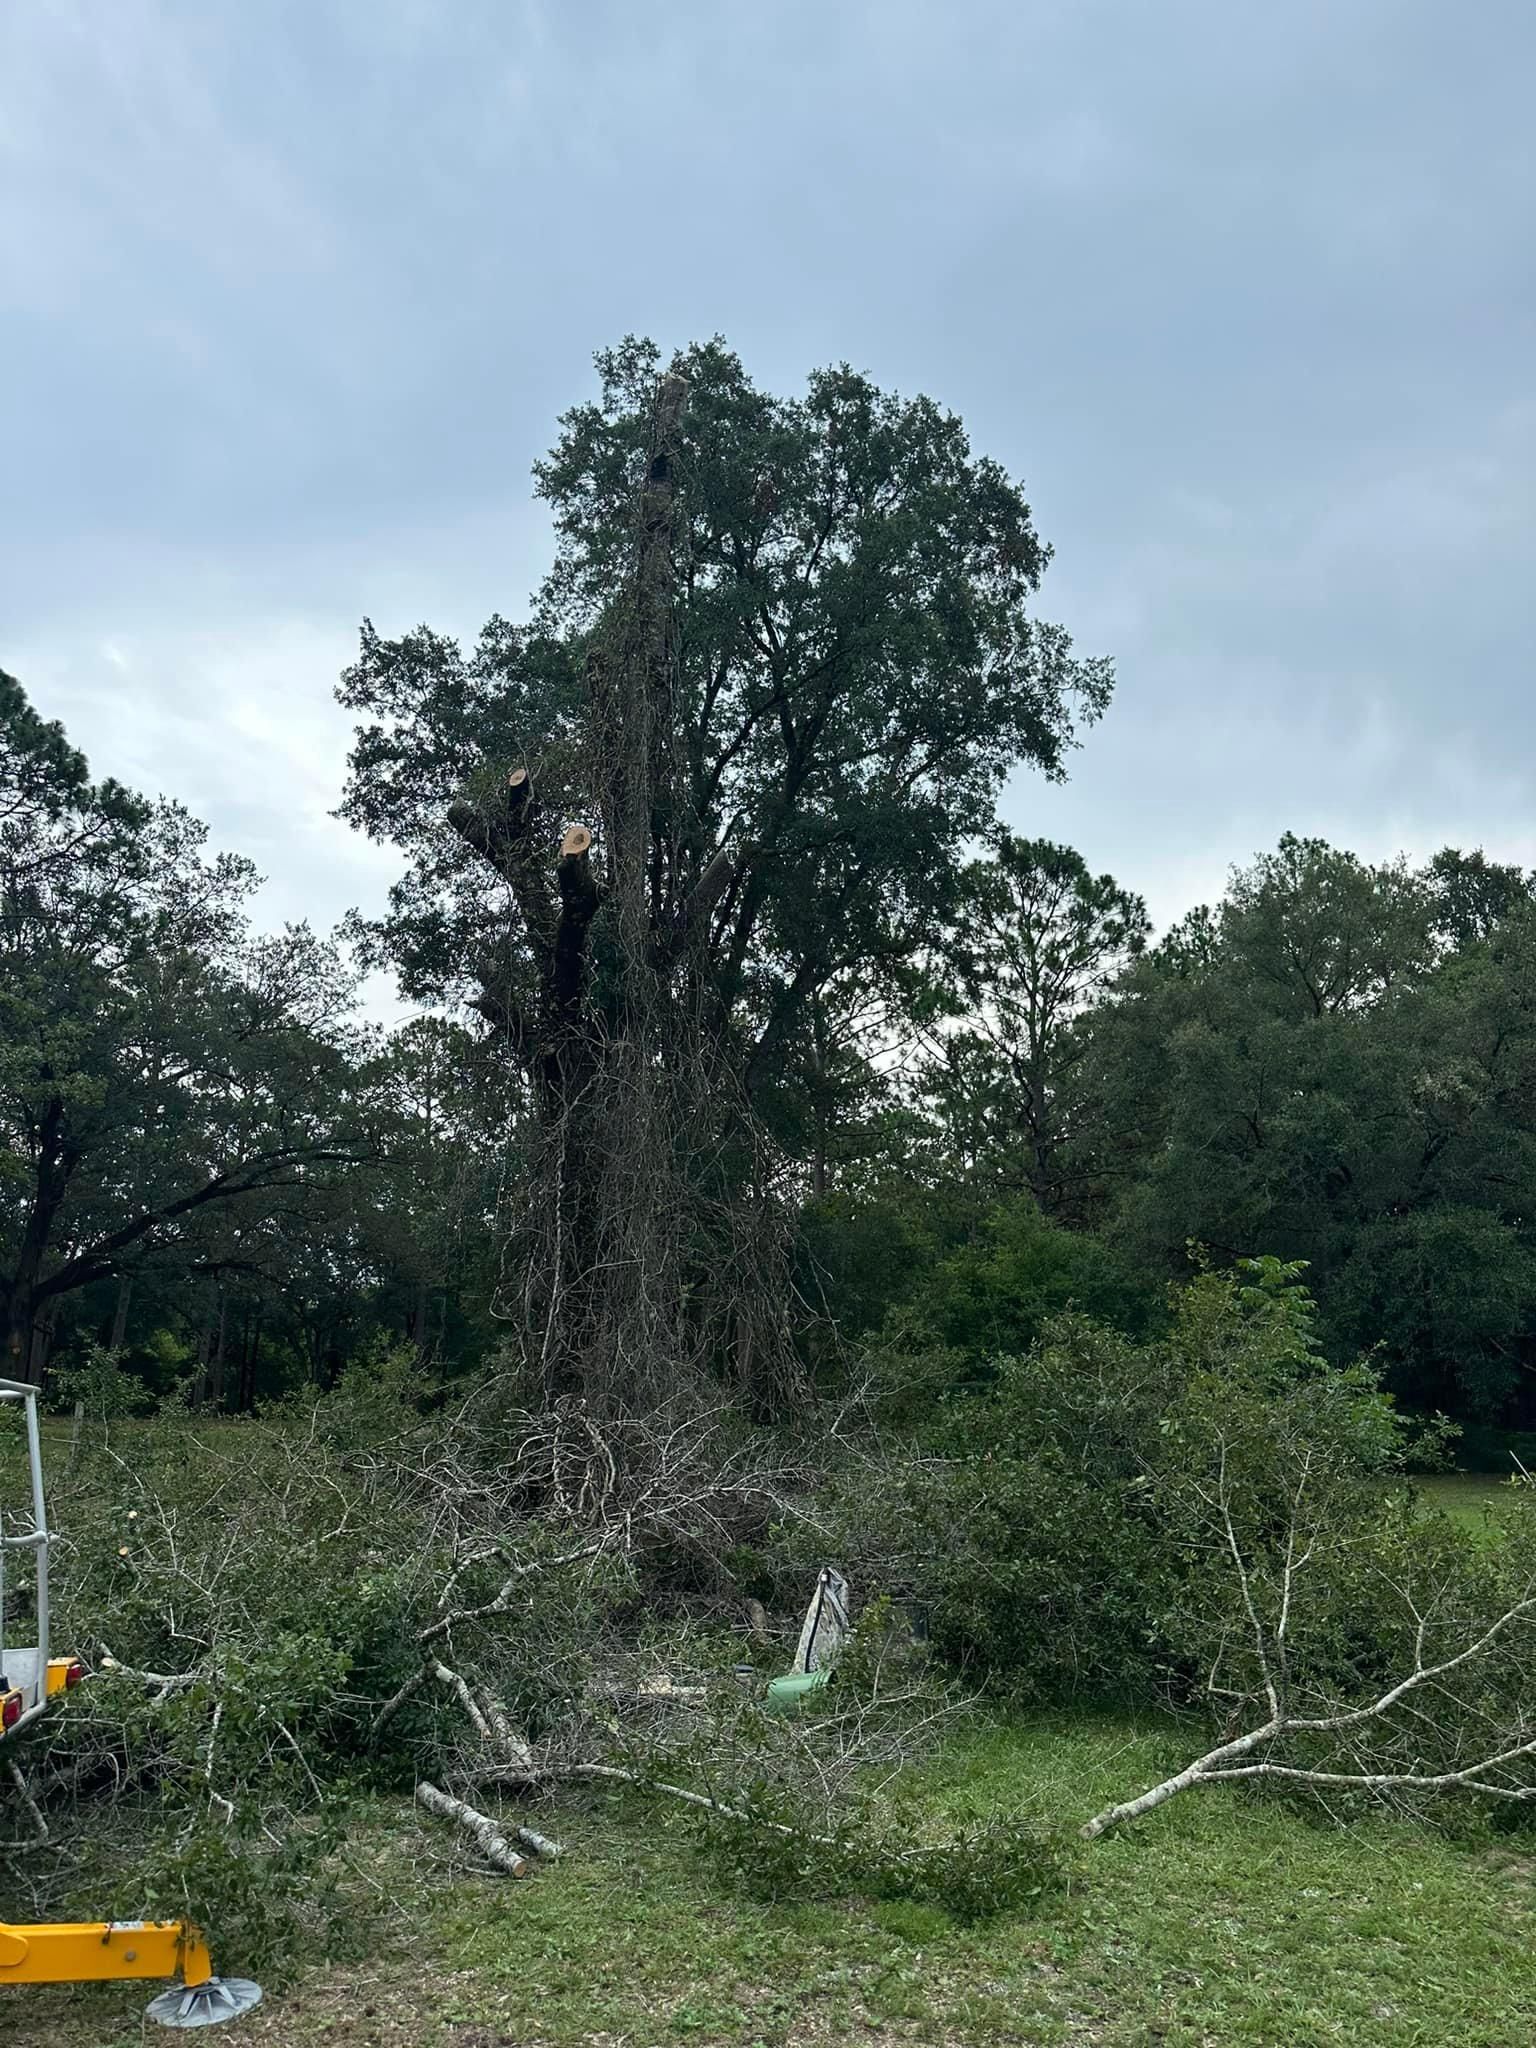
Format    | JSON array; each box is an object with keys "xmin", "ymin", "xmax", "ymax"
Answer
[
  {"xmin": 97, "ymin": 1644, "xmax": 204, "ymax": 1703},
  {"xmin": 1200, "ymin": 1745, "xmax": 1536, "ymax": 1799},
  {"xmin": 427, "ymin": 1657, "xmax": 537, "ymax": 1777},
  {"xmin": 449, "ymin": 768, "xmax": 557, "ymax": 957},
  {"xmin": 415, "ymin": 1781, "xmax": 529, "ymax": 1876},
  {"xmin": 448, "ymin": 768, "xmax": 535, "ymax": 877},
  {"xmin": 1081, "ymin": 1584, "xmax": 1536, "ymax": 1839},
  {"xmin": 1080, "ymin": 1720, "xmax": 1283, "ymax": 1838},
  {"xmin": 428, "ymin": 1657, "xmax": 496, "ymax": 1745},
  {"xmin": 421, "ymin": 1538, "xmax": 608, "ymax": 1644},
  {"xmin": 370, "ymin": 1664, "xmax": 429, "ymax": 1742},
  {"xmin": 512, "ymin": 1823, "xmax": 566, "ymax": 1859},
  {"xmin": 472, "ymin": 1760, "xmax": 821, "ymax": 1842},
  {"xmin": 1082, "ymin": 1719, "xmax": 1536, "ymax": 1838},
  {"xmin": 5, "ymin": 1758, "xmax": 50, "ymax": 1848},
  {"xmin": 552, "ymin": 823, "xmax": 602, "ymax": 1011}
]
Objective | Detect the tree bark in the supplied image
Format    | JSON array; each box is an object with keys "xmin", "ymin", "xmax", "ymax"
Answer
[
  {"xmin": 109, "ymin": 1274, "xmax": 134, "ymax": 1351},
  {"xmin": 414, "ymin": 1781, "xmax": 529, "ymax": 1876}
]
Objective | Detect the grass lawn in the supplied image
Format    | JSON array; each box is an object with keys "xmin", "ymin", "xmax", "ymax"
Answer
[
  {"xmin": 10, "ymin": 1714, "xmax": 1536, "ymax": 2048},
  {"xmin": 1414, "ymin": 1471, "xmax": 1523, "ymax": 1528}
]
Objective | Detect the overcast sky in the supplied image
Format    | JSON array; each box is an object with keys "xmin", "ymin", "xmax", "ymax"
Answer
[{"xmin": 4, "ymin": 0, "xmax": 1532, "ymax": 1008}]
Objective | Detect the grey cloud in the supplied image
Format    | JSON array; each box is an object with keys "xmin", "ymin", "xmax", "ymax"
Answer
[{"xmin": 2, "ymin": 0, "xmax": 1531, "ymax": 958}]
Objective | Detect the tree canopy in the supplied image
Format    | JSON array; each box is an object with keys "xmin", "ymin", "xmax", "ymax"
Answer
[
  {"xmin": 0, "ymin": 670, "xmax": 379, "ymax": 1376},
  {"xmin": 337, "ymin": 338, "xmax": 1112, "ymax": 1131}
]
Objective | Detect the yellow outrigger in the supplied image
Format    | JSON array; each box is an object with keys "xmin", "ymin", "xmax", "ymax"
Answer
[{"xmin": 1, "ymin": 1376, "xmax": 261, "ymax": 2029}]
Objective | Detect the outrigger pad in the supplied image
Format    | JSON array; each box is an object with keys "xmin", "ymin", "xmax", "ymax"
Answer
[{"xmin": 145, "ymin": 1976, "xmax": 264, "ymax": 2029}]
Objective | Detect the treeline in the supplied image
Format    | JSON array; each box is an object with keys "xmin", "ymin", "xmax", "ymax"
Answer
[
  {"xmin": 0, "ymin": 668, "xmax": 508, "ymax": 1402},
  {"xmin": 11, "ymin": 635, "xmax": 1533, "ymax": 1435},
  {"xmin": 811, "ymin": 833, "xmax": 1536, "ymax": 1441},
  {"xmin": 6, "ymin": 337, "xmax": 1535, "ymax": 1437}
]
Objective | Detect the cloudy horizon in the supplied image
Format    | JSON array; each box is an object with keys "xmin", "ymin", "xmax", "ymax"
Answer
[{"xmin": 5, "ymin": 0, "xmax": 1532, "ymax": 1009}]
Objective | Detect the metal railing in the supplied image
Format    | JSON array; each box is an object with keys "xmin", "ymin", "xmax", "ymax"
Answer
[{"xmin": 0, "ymin": 1376, "xmax": 51, "ymax": 1704}]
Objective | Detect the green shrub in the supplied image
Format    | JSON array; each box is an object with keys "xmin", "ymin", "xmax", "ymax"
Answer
[
  {"xmin": 826, "ymin": 1258, "xmax": 1483, "ymax": 1719},
  {"xmin": 701, "ymin": 1792, "xmax": 1065, "ymax": 1921}
]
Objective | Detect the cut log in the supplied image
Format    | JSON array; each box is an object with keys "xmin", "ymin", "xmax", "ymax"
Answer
[
  {"xmin": 415, "ymin": 1781, "xmax": 530, "ymax": 1876},
  {"xmin": 513, "ymin": 1824, "xmax": 565, "ymax": 1859}
]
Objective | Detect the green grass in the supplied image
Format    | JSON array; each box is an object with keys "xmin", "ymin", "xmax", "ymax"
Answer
[
  {"xmin": 1414, "ymin": 1470, "xmax": 1523, "ymax": 1529},
  {"xmin": 11, "ymin": 1714, "xmax": 1536, "ymax": 2047}
]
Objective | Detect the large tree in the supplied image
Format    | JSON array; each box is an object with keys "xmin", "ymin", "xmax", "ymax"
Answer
[
  {"xmin": 337, "ymin": 339, "xmax": 1111, "ymax": 1406},
  {"xmin": 918, "ymin": 834, "xmax": 1149, "ymax": 1213},
  {"xmin": 0, "ymin": 672, "xmax": 376, "ymax": 1377},
  {"xmin": 1079, "ymin": 835, "xmax": 1536, "ymax": 1420}
]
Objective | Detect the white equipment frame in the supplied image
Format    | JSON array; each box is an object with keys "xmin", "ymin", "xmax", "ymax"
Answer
[{"xmin": 0, "ymin": 1375, "xmax": 51, "ymax": 1732}]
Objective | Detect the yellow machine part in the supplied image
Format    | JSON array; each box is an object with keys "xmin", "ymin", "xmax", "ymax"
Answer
[
  {"xmin": 45, "ymin": 1658, "xmax": 73, "ymax": 1696},
  {"xmin": 0, "ymin": 1920, "xmax": 213, "ymax": 1987}
]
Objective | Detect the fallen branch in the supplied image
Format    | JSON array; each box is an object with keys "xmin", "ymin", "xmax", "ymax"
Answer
[
  {"xmin": 415, "ymin": 1781, "xmax": 529, "ymax": 1876},
  {"xmin": 4, "ymin": 1759, "xmax": 50, "ymax": 1849},
  {"xmin": 97, "ymin": 1643, "xmax": 204, "ymax": 1702},
  {"xmin": 427, "ymin": 1657, "xmax": 537, "ymax": 1777},
  {"xmin": 421, "ymin": 1540, "xmax": 608, "ymax": 1644},
  {"xmin": 1081, "ymin": 1471, "xmax": 1536, "ymax": 1840},
  {"xmin": 511, "ymin": 1761, "xmax": 817, "ymax": 1841},
  {"xmin": 513, "ymin": 1823, "xmax": 566, "ymax": 1859},
  {"xmin": 369, "ymin": 1664, "xmax": 429, "ymax": 1742}
]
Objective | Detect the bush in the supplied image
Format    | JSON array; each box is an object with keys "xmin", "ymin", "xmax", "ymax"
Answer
[
  {"xmin": 826, "ymin": 1257, "xmax": 1476, "ymax": 1717},
  {"xmin": 860, "ymin": 1198, "xmax": 1162, "ymax": 1426},
  {"xmin": 701, "ymin": 1792, "xmax": 1065, "ymax": 1921},
  {"xmin": 823, "ymin": 1316, "xmax": 1178, "ymax": 1701}
]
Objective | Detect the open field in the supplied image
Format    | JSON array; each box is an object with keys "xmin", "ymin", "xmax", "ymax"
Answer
[
  {"xmin": 1414, "ymin": 1472, "xmax": 1521, "ymax": 1527},
  {"xmin": 9, "ymin": 1714, "xmax": 1536, "ymax": 2048}
]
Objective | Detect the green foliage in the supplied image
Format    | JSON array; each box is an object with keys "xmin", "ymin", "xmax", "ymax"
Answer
[
  {"xmin": 0, "ymin": 670, "xmax": 378, "ymax": 1376},
  {"xmin": 4, "ymin": 1383, "xmax": 435, "ymax": 1965},
  {"xmin": 700, "ymin": 1789, "xmax": 1063, "ymax": 1922},
  {"xmin": 795, "ymin": 1174, "xmax": 988, "ymax": 1343},
  {"xmin": 897, "ymin": 1197, "xmax": 1160, "ymax": 1367},
  {"xmin": 337, "ymin": 337, "xmax": 1111, "ymax": 1153},
  {"xmin": 48, "ymin": 1341, "xmax": 150, "ymax": 1423},
  {"xmin": 1078, "ymin": 834, "xmax": 1536, "ymax": 1427},
  {"xmin": 1, "ymin": 1360, "xmax": 652, "ymax": 1967},
  {"xmin": 837, "ymin": 1312, "xmax": 1178, "ymax": 1697},
  {"xmin": 828, "ymin": 1259, "xmax": 1458, "ymax": 1709},
  {"xmin": 91, "ymin": 1808, "xmax": 355, "ymax": 1983},
  {"xmin": 920, "ymin": 835, "xmax": 1149, "ymax": 1211}
]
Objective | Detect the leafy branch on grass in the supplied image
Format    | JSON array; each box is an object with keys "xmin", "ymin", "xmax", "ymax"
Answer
[{"xmin": 1084, "ymin": 1439, "xmax": 1536, "ymax": 1837}]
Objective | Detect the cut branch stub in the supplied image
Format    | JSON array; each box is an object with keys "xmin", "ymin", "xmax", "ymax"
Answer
[
  {"xmin": 449, "ymin": 766, "xmax": 555, "ymax": 955},
  {"xmin": 553, "ymin": 823, "xmax": 601, "ymax": 1011},
  {"xmin": 557, "ymin": 826, "xmax": 598, "ymax": 915}
]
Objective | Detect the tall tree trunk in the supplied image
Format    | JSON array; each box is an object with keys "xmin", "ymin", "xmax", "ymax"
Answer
[
  {"xmin": 27, "ymin": 1305, "xmax": 56, "ymax": 1387},
  {"xmin": 1, "ymin": 1290, "xmax": 31, "ymax": 1380},
  {"xmin": 109, "ymin": 1274, "xmax": 134, "ymax": 1352},
  {"xmin": 238, "ymin": 1307, "xmax": 262, "ymax": 1413},
  {"xmin": 191, "ymin": 1317, "xmax": 213, "ymax": 1410},
  {"xmin": 209, "ymin": 1287, "xmax": 228, "ymax": 1412},
  {"xmin": 450, "ymin": 372, "xmax": 798, "ymax": 1417}
]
